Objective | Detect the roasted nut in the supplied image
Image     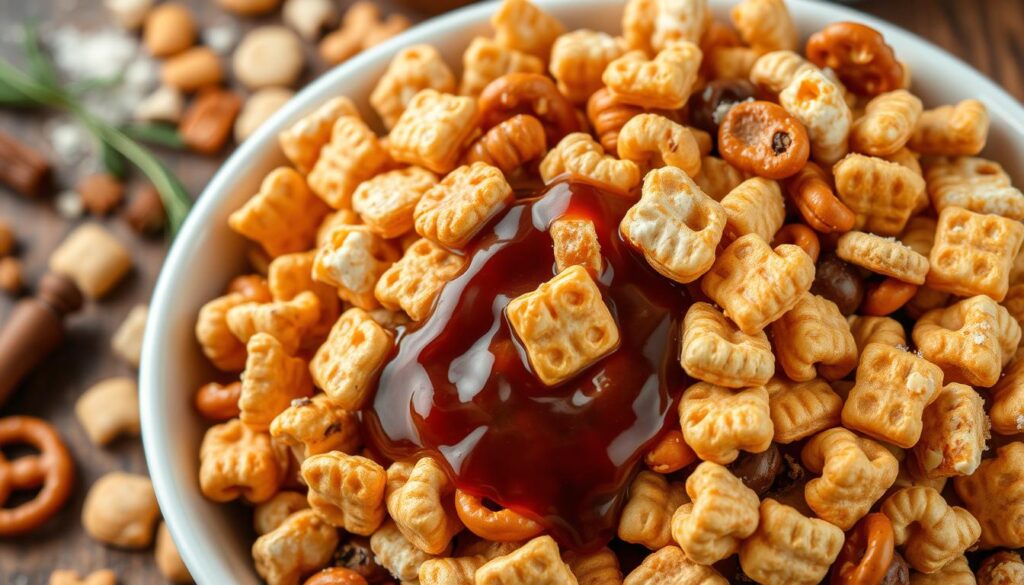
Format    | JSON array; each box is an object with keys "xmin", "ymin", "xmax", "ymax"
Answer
[
  {"xmin": 618, "ymin": 470, "xmax": 686, "ymax": 550},
  {"xmin": 680, "ymin": 302, "xmax": 774, "ymax": 388},
  {"xmin": 155, "ymin": 521, "xmax": 192, "ymax": 583},
  {"xmin": 861, "ymin": 278, "xmax": 919, "ymax": 316},
  {"xmin": 194, "ymin": 381, "xmax": 241, "ymax": 421},
  {"xmin": 78, "ymin": 173, "xmax": 125, "ymax": 216},
  {"xmin": 479, "ymin": 73, "xmax": 581, "ymax": 145},
  {"xmin": 644, "ymin": 429, "xmax": 698, "ymax": 474},
  {"xmin": 671, "ymin": 462, "xmax": 760, "ymax": 564},
  {"xmin": 806, "ymin": 22, "xmax": 903, "ymax": 95},
  {"xmin": 719, "ymin": 100, "xmax": 810, "ymax": 180},
  {"xmin": 766, "ymin": 377, "xmax": 843, "ymax": 444},
  {"xmin": 953, "ymin": 441, "xmax": 1024, "ymax": 548},
  {"xmin": 304, "ymin": 568, "xmax": 369, "ymax": 585},
  {"xmin": 162, "ymin": 46, "xmax": 224, "ymax": 93},
  {"xmin": 738, "ymin": 499, "xmax": 844, "ymax": 585},
  {"xmin": 143, "ymin": 3, "xmax": 195, "ymax": 57},
  {"xmin": 784, "ymin": 162, "xmax": 856, "ymax": 233},
  {"xmin": 218, "ymin": 0, "xmax": 280, "ymax": 15},
  {"xmin": 82, "ymin": 472, "xmax": 159, "ymax": 548},
  {"xmin": 236, "ymin": 88, "xmax": 295, "ymax": 143},
  {"xmin": 678, "ymin": 382, "xmax": 773, "ymax": 464},
  {"xmin": 882, "ymin": 486, "xmax": 981, "ymax": 573},
  {"xmin": 586, "ymin": 87, "xmax": 644, "ymax": 153},
  {"xmin": 773, "ymin": 224, "xmax": 820, "ymax": 263},
  {"xmin": 454, "ymin": 489, "xmax": 542, "ymax": 543},
  {"xmin": 463, "ymin": 114, "xmax": 546, "ymax": 174},
  {"xmin": 831, "ymin": 513, "xmax": 897, "ymax": 585},
  {"xmin": 0, "ymin": 257, "xmax": 22, "ymax": 294},
  {"xmin": 253, "ymin": 509, "xmax": 339, "ymax": 585},
  {"xmin": 122, "ymin": 183, "xmax": 166, "ymax": 234}
]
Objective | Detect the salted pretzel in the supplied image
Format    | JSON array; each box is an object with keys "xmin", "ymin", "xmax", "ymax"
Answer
[{"xmin": 0, "ymin": 416, "xmax": 74, "ymax": 536}]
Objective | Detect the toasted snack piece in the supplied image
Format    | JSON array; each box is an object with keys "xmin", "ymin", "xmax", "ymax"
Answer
[
  {"xmin": 836, "ymin": 230, "xmax": 929, "ymax": 285},
  {"xmin": 199, "ymin": 419, "xmax": 284, "ymax": 504},
  {"xmin": 307, "ymin": 116, "xmax": 388, "ymax": 209},
  {"xmin": 313, "ymin": 225, "xmax": 399, "ymax": 310},
  {"xmin": 976, "ymin": 551, "xmax": 1024, "ymax": 585},
  {"xmin": 252, "ymin": 509, "xmax": 339, "ymax": 585},
  {"xmin": 730, "ymin": 0, "xmax": 798, "ymax": 53},
  {"xmin": 352, "ymin": 167, "xmax": 439, "ymax": 239},
  {"xmin": 926, "ymin": 206, "xmax": 1024, "ymax": 301},
  {"xmin": 620, "ymin": 167, "xmax": 725, "ymax": 283},
  {"xmin": 847, "ymin": 315, "xmax": 906, "ymax": 353},
  {"xmin": 694, "ymin": 156, "xmax": 747, "ymax": 201},
  {"xmin": 506, "ymin": 265, "xmax": 619, "ymax": 386},
  {"xmin": 766, "ymin": 377, "xmax": 842, "ymax": 444},
  {"xmin": 310, "ymin": 307, "xmax": 392, "ymax": 410},
  {"xmin": 621, "ymin": 0, "xmax": 709, "ymax": 54},
  {"xmin": 475, "ymin": 535, "xmax": 579, "ymax": 585},
  {"xmin": 229, "ymin": 167, "xmax": 329, "ymax": 257},
  {"xmin": 238, "ymin": 333, "xmax": 313, "ymax": 431},
  {"xmin": 226, "ymin": 291, "xmax": 321, "ymax": 356},
  {"xmin": 602, "ymin": 43, "xmax": 702, "ymax": 110},
  {"xmin": 387, "ymin": 89, "xmax": 480, "ymax": 174},
  {"xmin": 833, "ymin": 153, "xmax": 925, "ymax": 236},
  {"xmin": 925, "ymin": 156, "xmax": 1024, "ymax": 220},
  {"xmin": 912, "ymin": 295, "xmax": 1021, "ymax": 387},
  {"xmin": 623, "ymin": 545, "xmax": 727, "ymax": 585},
  {"xmin": 750, "ymin": 50, "xmax": 818, "ymax": 94},
  {"xmin": 196, "ymin": 294, "xmax": 249, "ymax": 371},
  {"xmin": 370, "ymin": 45, "xmax": 456, "ymax": 130},
  {"xmin": 909, "ymin": 99, "xmax": 989, "ymax": 157},
  {"xmin": 900, "ymin": 215, "xmax": 937, "ymax": 257},
  {"xmin": 882, "ymin": 486, "xmax": 981, "ymax": 573},
  {"xmin": 617, "ymin": 113, "xmax": 701, "ymax": 177},
  {"xmin": 549, "ymin": 30, "xmax": 625, "ymax": 103},
  {"xmin": 671, "ymin": 462, "xmax": 760, "ymax": 564},
  {"xmin": 267, "ymin": 251, "xmax": 340, "ymax": 343},
  {"xmin": 618, "ymin": 471, "xmax": 686, "ymax": 550},
  {"xmin": 991, "ymin": 354, "xmax": 1024, "ymax": 435},
  {"xmin": 491, "ymin": 0, "xmax": 565, "ymax": 60},
  {"xmin": 910, "ymin": 383, "xmax": 988, "ymax": 479},
  {"xmin": 849, "ymin": 90, "xmax": 923, "ymax": 156},
  {"xmin": 778, "ymin": 69, "xmax": 852, "ymax": 166},
  {"xmin": 371, "ymin": 520, "xmax": 450, "ymax": 582},
  {"xmin": 376, "ymin": 238, "xmax": 465, "ymax": 321},
  {"xmin": 678, "ymin": 382, "xmax": 773, "ymax": 464},
  {"xmin": 386, "ymin": 458, "xmax": 463, "ymax": 555},
  {"xmin": 701, "ymin": 234, "xmax": 815, "ymax": 335},
  {"xmin": 419, "ymin": 555, "xmax": 487, "ymax": 585},
  {"xmin": 841, "ymin": 343, "xmax": 944, "ymax": 448},
  {"xmin": 909, "ymin": 555, "xmax": 977, "ymax": 585},
  {"xmin": 954, "ymin": 441, "xmax": 1024, "ymax": 549},
  {"xmin": 771, "ymin": 293, "xmax": 858, "ymax": 382},
  {"xmin": 551, "ymin": 218, "xmax": 602, "ymax": 275},
  {"xmin": 269, "ymin": 393, "xmax": 360, "ymax": 462},
  {"xmin": 459, "ymin": 36, "xmax": 544, "ymax": 97},
  {"xmin": 82, "ymin": 472, "xmax": 160, "ymax": 549},
  {"xmin": 738, "ymin": 499, "xmax": 844, "ymax": 585},
  {"xmin": 680, "ymin": 302, "xmax": 774, "ymax": 388},
  {"xmin": 279, "ymin": 96, "xmax": 359, "ymax": 173},
  {"xmin": 563, "ymin": 547, "xmax": 623, "ymax": 585},
  {"xmin": 302, "ymin": 452, "xmax": 386, "ymax": 535},
  {"xmin": 719, "ymin": 177, "xmax": 786, "ymax": 244},
  {"xmin": 414, "ymin": 162, "xmax": 513, "ymax": 248},
  {"xmin": 541, "ymin": 133, "xmax": 641, "ymax": 193}
]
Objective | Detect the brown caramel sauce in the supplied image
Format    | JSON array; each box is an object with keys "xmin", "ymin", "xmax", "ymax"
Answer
[{"xmin": 364, "ymin": 179, "xmax": 691, "ymax": 550}]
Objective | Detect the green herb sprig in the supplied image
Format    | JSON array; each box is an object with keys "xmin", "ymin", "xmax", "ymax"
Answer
[{"xmin": 0, "ymin": 25, "xmax": 192, "ymax": 234}]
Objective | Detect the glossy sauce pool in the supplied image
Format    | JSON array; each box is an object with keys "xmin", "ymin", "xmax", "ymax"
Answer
[{"xmin": 364, "ymin": 180, "xmax": 692, "ymax": 550}]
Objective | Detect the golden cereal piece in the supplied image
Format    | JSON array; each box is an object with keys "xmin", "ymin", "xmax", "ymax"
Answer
[
  {"xmin": 549, "ymin": 30, "xmax": 625, "ymax": 103},
  {"xmin": 315, "ymin": 209, "xmax": 360, "ymax": 248},
  {"xmin": 475, "ymin": 535, "xmax": 578, "ymax": 585},
  {"xmin": 618, "ymin": 471, "xmax": 687, "ymax": 550},
  {"xmin": 302, "ymin": 452, "xmax": 386, "ymax": 535},
  {"xmin": 491, "ymin": 0, "xmax": 564, "ymax": 60},
  {"xmin": 910, "ymin": 383, "xmax": 988, "ymax": 479},
  {"xmin": 749, "ymin": 50, "xmax": 819, "ymax": 94},
  {"xmin": 226, "ymin": 291, "xmax": 321, "ymax": 356},
  {"xmin": 50, "ymin": 570, "xmax": 116, "ymax": 585},
  {"xmin": 49, "ymin": 223, "xmax": 132, "ymax": 300},
  {"xmin": 927, "ymin": 206, "xmax": 1024, "ymax": 301},
  {"xmin": 419, "ymin": 555, "xmax": 486, "ymax": 585},
  {"xmin": 252, "ymin": 509, "xmax": 339, "ymax": 585},
  {"xmin": 900, "ymin": 215, "xmax": 937, "ymax": 257},
  {"xmin": 458, "ymin": 37, "xmax": 544, "ymax": 97},
  {"xmin": 229, "ymin": 167, "xmax": 329, "ymax": 257},
  {"xmin": 738, "ymin": 499, "xmax": 844, "ymax": 585},
  {"xmin": 841, "ymin": 343, "xmax": 944, "ymax": 448},
  {"xmin": 464, "ymin": 114, "xmax": 547, "ymax": 174},
  {"xmin": 376, "ymin": 237, "xmax": 466, "ymax": 321},
  {"xmin": 313, "ymin": 225, "xmax": 398, "ymax": 310},
  {"xmin": 239, "ymin": 333, "xmax": 313, "ymax": 431},
  {"xmin": 414, "ymin": 162, "xmax": 513, "ymax": 248},
  {"xmin": 671, "ymin": 462, "xmax": 759, "ymax": 564},
  {"xmin": 847, "ymin": 315, "xmax": 906, "ymax": 353},
  {"xmin": 678, "ymin": 382, "xmax": 773, "ymax": 464},
  {"xmin": 602, "ymin": 43, "xmax": 702, "ymax": 110},
  {"xmin": 850, "ymin": 90, "xmax": 923, "ymax": 156},
  {"xmin": 620, "ymin": 167, "xmax": 725, "ymax": 283},
  {"xmin": 720, "ymin": 177, "xmax": 786, "ymax": 244},
  {"xmin": 705, "ymin": 47, "xmax": 760, "ymax": 82},
  {"xmin": 196, "ymin": 293, "xmax": 249, "ymax": 371},
  {"xmin": 81, "ymin": 472, "xmax": 159, "ymax": 549},
  {"xmin": 564, "ymin": 548, "xmax": 623, "ymax": 585},
  {"xmin": 680, "ymin": 302, "xmax": 774, "ymax": 388},
  {"xmin": 801, "ymin": 428, "xmax": 899, "ymax": 530},
  {"xmin": 199, "ymin": 419, "xmax": 284, "ymax": 504},
  {"xmin": 506, "ymin": 265, "xmax": 619, "ymax": 386},
  {"xmin": 624, "ymin": 0, "xmax": 708, "ymax": 54},
  {"xmin": 372, "ymin": 520, "xmax": 448, "ymax": 581},
  {"xmin": 836, "ymin": 230, "xmax": 930, "ymax": 285},
  {"xmin": 551, "ymin": 218, "xmax": 602, "ymax": 275},
  {"xmin": 730, "ymin": 0, "xmax": 798, "ymax": 53},
  {"xmin": 778, "ymin": 69, "xmax": 852, "ymax": 166},
  {"xmin": 370, "ymin": 45, "xmax": 456, "ymax": 130},
  {"xmin": 623, "ymin": 545, "xmax": 727, "ymax": 585},
  {"xmin": 910, "ymin": 556, "xmax": 976, "ymax": 585},
  {"xmin": 991, "ymin": 355, "xmax": 1024, "ymax": 435},
  {"xmin": 833, "ymin": 153, "xmax": 925, "ymax": 236},
  {"xmin": 617, "ymin": 113, "xmax": 701, "ymax": 177},
  {"xmin": 882, "ymin": 486, "xmax": 981, "ymax": 573},
  {"xmin": 386, "ymin": 458, "xmax": 463, "ymax": 555},
  {"xmin": 925, "ymin": 156, "xmax": 1024, "ymax": 220},
  {"xmin": 909, "ymin": 99, "xmax": 989, "ymax": 156},
  {"xmin": 351, "ymin": 167, "xmax": 439, "ymax": 239},
  {"xmin": 912, "ymin": 295, "xmax": 1021, "ymax": 387},
  {"xmin": 279, "ymin": 96, "xmax": 359, "ymax": 173},
  {"xmin": 977, "ymin": 551, "xmax": 1024, "ymax": 585},
  {"xmin": 269, "ymin": 394, "xmax": 361, "ymax": 462},
  {"xmin": 954, "ymin": 441, "xmax": 1024, "ymax": 549},
  {"xmin": 268, "ymin": 251, "xmax": 340, "ymax": 343},
  {"xmin": 700, "ymin": 234, "xmax": 815, "ymax": 335},
  {"xmin": 541, "ymin": 133, "xmax": 641, "ymax": 193},
  {"xmin": 772, "ymin": 293, "xmax": 857, "ymax": 382},
  {"xmin": 693, "ymin": 155, "xmax": 747, "ymax": 200},
  {"xmin": 307, "ymin": 116, "xmax": 389, "ymax": 209},
  {"xmin": 387, "ymin": 89, "xmax": 479, "ymax": 174},
  {"xmin": 309, "ymin": 307, "xmax": 392, "ymax": 410},
  {"xmin": 766, "ymin": 377, "xmax": 843, "ymax": 444}
]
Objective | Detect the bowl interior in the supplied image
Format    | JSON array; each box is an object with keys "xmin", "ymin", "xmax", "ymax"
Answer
[{"xmin": 141, "ymin": 1, "xmax": 1024, "ymax": 583}]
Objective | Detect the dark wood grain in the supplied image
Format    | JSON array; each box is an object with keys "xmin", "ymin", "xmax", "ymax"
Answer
[{"xmin": 0, "ymin": 0, "xmax": 1022, "ymax": 583}]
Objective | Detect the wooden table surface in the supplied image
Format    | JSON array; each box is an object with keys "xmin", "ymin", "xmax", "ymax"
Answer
[{"xmin": 0, "ymin": 0, "xmax": 1021, "ymax": 583}]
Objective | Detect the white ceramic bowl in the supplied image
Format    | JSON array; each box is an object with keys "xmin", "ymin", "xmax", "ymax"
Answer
[{"xmin": 141, "ymin": 1, "xmax": 1024, "ymax": 582}]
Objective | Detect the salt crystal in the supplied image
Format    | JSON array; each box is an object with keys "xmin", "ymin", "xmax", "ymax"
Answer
[
  {"xmin": 972, "ymin": 333, "xmax": 985, "ymax": 344},
  {"xmin": 55, "ymin": 190, "xmax": 85, "ymax": 219},
  {"xmin": 1017, "ymin": 414, "xmax": 1024, "ymax": 431},
  {"xmin": 48, "ymin": 120, "xmax": 92, "ymax": 166}
]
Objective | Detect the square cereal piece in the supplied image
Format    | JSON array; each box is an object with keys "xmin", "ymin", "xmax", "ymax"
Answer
[
  {"xmin": 278, "ymin": 96, "xmax": 359, "ymax": 173},
  {"xmin": 602, "ymin": 43, "xmax": 702, "ymax": 110},
  {"xmin": 458, "ymin": 36, "xmax": 544, "ymax": 97},
  {"xmin": 49, "ymin": 223, "xmax": 132, "ymax": 299},
  {"xmin": 229, "ymin": 167, "xmax": 330, "ymax": 258},
  {"xmin": 370, "ymin": 45, "xmax": 456, "ymax": 130},
  {"xmin": 551, "ymin": 217, "xmax": 602, "ymax": 274},
  {"xmin": 506, "ymin": 265, "xmax": 620, "ymax": 386},
  {"xmin": 352, "ymin": 167, "xmax": 438, "ymax": 239},
  {"xmin": 226, "ymin": 291, "xmax": 321, "ymax": 356},
  {"xmin": 927, "ymin": 206, "xmax": 1024, "ymax": 301},
  {"xmin": 414, "ymin": 162, "xmax": 512, "ymax": 248},
  {"xmin": 268, "ymin": 251, "xmax": 340, "ymax": 342},
  {"xmin": 833, "ymin": 153, "xmax": 925, "ymax": 236},
  {"xmin": 549, "ymin": 30, "xmax": 625, "ymax": 104},
  {"xmin": 238, "ymin": 332, "xmax": 313, "ymax": 431},
  {"xmin": 765, "ymin": 377, "xmax": 842, "ymax": 444},
  {"xmin": 911, "ymin": 295, "xmax": 1021, "ymax": 387},
  {"xmin": 771, "ymin": 293, "xmax": 858, "ymax": 382},
  {"xmin": 619, "ymin": 166, "xmax": 725, "ymax": 284},
  {"xmin": 475, "ymin": 536, "xmax": 576, "ymax": 585},
  {"xmin": 910, "ymin": 382, "xmax": 988, "ymax": 478},
  {"xmin": 925, "ymin": 156, "xmax": 1024, "ymax": 220},
  {"xmin": 375, "ymin": 237, "xmax": 465, "ymax": 321},
  {"xmin": 841, "ymin": 343, "xmax": 944, "ymax": 448},
  {"xmin": 491, "ymin": 0, "xmax": 565, "ymax": 60},
  {"xmin": 270, "ymin": 393, "xmax": 361, "ymax": 462},
  {"xmin": 680, "ymin": 302, "xmax": 774, "ymax": 388},
  {"xmin": 310, "ymin": 307, "xmax": 393, "ymax": 410},
  {"xmin": 386, "ymin": 89, "xmax": 480, "ymax": 174},
  {"xmin": 700, "ymin": 234, "xmax": 815, "ymax": 335},
  {"xmin": 307, "ymin": 116, "xmax": 389, "ymax": 209},
  {"xmin": 313, "ymin": 226, "xmax": 399, "ymax": 310}
]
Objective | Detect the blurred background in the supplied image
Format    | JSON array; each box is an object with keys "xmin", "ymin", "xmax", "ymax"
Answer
[{"xmin": 0, "ymin": 0, "xmax": 1021, "ymax": 582}]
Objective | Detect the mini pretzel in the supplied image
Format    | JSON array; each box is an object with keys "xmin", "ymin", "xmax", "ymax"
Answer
[
  {"xmin": 831, "ymin": 513, "xmax": 895, "ymax": 585},
  {"xmin": 805, "ymin": 22, "xmax": 903, "ymax": 96},
  {"xmin": 477, "ymin": 73, "xmax": 581, "ymax": 145},
  {"xmin": 454, "ymin": 489, "xmax": 543, "ymax": 542},
  {"xmin": 0, "ymin": 416, "xmax": 75, "ymax": 536}
]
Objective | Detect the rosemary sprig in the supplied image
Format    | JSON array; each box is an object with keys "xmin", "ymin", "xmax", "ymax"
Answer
[{"xmin": 0, "ymin": 26, "xmax": 192, "ymax": 234}]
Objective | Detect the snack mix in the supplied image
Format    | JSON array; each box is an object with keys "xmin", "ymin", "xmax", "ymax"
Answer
[{"xmin": 191, "ymin": 1, "xmax": 1024, "ymax": 583}]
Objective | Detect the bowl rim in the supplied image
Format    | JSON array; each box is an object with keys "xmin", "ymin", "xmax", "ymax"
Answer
[{"xmin": 141, "ymin": 0, "xmax": 1024, "ymax": 583}]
